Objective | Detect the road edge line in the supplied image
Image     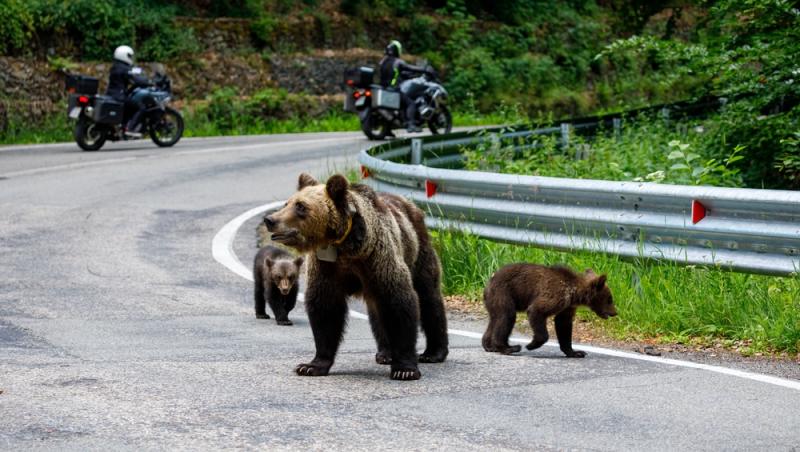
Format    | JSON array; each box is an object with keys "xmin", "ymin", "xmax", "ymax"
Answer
[{"xmin": 212, "ymin": 201, "xmax": 800, "ymax": 391}]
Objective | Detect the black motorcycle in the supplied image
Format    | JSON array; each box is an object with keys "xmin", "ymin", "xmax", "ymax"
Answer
[
  {"xmin": 343, "ymin": 66, "xmax": 452, "ymax": 140},
  {"xmin": 65, "ymin": 69, "xmax": 184, "ymax": 151}
]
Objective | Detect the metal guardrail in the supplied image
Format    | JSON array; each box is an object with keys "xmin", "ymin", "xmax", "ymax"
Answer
[{"xmin": 357, "ymin": 119, "xmax": 800, "ymax": 276}]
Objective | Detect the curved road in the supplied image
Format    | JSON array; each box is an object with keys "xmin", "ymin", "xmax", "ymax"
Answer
[{"xmin": 1, "ymin": 135, "xmax": 798, "ymax": 450}]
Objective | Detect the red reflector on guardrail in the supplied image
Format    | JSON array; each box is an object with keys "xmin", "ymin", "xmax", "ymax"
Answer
[
  {"xmin": 360, "ymin": 165, "xmax": 370, "ymax": 179},
  {"xmin": 692, "ymin": 200, "xmax": 706, "ymax": 224},
  {"xmin": 425, "ymin": 180, "xmax": 437, "ymax": 198}
]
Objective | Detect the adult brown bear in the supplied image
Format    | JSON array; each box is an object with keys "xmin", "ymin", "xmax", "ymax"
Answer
[{"xmin": 264, "ymin": 173, "xmax": 448, "ymax": 380}]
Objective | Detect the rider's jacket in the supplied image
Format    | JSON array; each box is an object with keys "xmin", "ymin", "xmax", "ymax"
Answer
[
  {"xmin": 379, "ymin": 56, "xmax": 427, "ymax": 88},
  {"xmin": 106, "ymin": 61, "xmax": 133, "ymax": 102}
]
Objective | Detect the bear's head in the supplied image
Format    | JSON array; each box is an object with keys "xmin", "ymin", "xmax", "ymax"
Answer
[
  {"xmin": 265, "ymin": 255, "xmax": 304, "ymax": 295},
  {"xmin": 582, "ymin": 270, "xmax": 617, "ymax": 319},
  {"xmin": 264, "ymin": 173, "xmax": 353, "ymax": 253}
]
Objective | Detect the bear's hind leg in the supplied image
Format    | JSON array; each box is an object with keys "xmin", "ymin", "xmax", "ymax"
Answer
[
  {"xmin": 367, "ymin": 302, "xmax": 392, "ymax": 364},
  {"xmin": 295, "ymin": 278, "xmax": 348, "ymax": 377},
  {"xmin": 413, "ymin": 248, "xmax": 449, "ymax": 363},
  {"xmin": 370, "ymin": 285, "xmax": 421, "ymax": 380},
  {"xmin": 555, "ymin": 307, "xmax": 585, "ymax": 358},
  {"xmin": 484, "ymin": 291, "xmax": 521, "ymax": 354}
]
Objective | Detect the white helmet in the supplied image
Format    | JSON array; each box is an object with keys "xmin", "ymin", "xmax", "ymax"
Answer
[{"xmin": 113, "ymin": 45, "xmax": 134, "ymax": 65}]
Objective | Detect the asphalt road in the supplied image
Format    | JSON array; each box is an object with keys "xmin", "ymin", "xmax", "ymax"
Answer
[{"xmin": 1, "ymin": 134, "xmax": 799, "ymax": 451}]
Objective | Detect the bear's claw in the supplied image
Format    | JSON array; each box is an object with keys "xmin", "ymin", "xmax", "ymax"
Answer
[
  {"xmin": 564, "ymin": 350, "xmax": 587, "ymax": 358},
  {"xmin": 295, "ymin": 363, "xmax": 330, "ymax": 377},
  {"xmin": 276, "ymin": 319, "xmax": 293, "ymax": 326},
  {"xmin": 255, "ymin": 313, "xmax": 270, "ymax": 319},
  {"xmin": 390, "ymin": 368, "xmax": 421, "ymax": 380}
]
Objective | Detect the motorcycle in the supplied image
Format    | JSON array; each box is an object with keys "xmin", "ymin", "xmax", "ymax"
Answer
[
  {"xmin": 65, "ymin": 68, "xmax": 184, "ymax": 151},
  {"xmin": 343, "ymin": 66, "xmax": 452, "ymax": 140}
]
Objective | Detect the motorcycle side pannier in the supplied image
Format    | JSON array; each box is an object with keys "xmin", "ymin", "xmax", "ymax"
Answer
[
  {"xmin": 344, "ymin": 66, "xmax": 374, "ymax": 88},
  {"xmin": 93, "ymin": 95, "xmax": 124, "ymax": 125},
  {"xmin": 372, "ymin": 85, "xmax": 401, "ymax": 110},
  {"xmin": 65, "ymin": 75, "xmax": 99, "ymax": 95}
]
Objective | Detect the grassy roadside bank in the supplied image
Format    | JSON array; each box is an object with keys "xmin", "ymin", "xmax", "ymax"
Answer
[{"xmin": 433, "ymin": 229, "xmax": 800, "ymax": 356}]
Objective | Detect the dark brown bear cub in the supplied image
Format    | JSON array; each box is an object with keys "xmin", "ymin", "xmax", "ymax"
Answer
[
  {"xmin": 482, "ymin": 264, "xmax": 617, "ymax": 357},
  {"xmin": 253, "ymin": 245, "xmax": 304, "ymax": 325}
]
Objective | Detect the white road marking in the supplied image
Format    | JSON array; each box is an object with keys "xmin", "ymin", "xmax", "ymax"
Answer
[
  {"xmin": 213, "ymin": 201, "xmax": 800, "ymax": 391},
  {"xmin": 0, "ymin": 135, "xmax": 363, "ymax": 178}
]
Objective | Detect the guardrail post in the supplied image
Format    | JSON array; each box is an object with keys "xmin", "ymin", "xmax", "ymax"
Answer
[
  {"xmin": 613, "ymin": 117, "xmax": 622, "ymax": 142},
  {"xmin": 560, "ymin": 123, "xmax": 571, "ymax": 150},
  {"xmin": 411, "ymin": 138, "xmax": 422, "ymax": 165}
]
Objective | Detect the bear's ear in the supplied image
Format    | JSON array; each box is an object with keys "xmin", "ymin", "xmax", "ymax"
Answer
[
  {"xmin": 325, "ymin": 174, "xmax": 349, "ymax": 207},
  {"xmin": 293, "ymin": 256, "xmax": 304, "ymax": 268},
  {"xmin": 591, "ymin": 274, "xmax": 607, "ymax": 290},
  {"xmin": 297, "ymin": 173, "xmax": 319, "ymax": 190},
  {"xmin": 265, "ymin": 257, "xmax": 274, "ymax": 268}
]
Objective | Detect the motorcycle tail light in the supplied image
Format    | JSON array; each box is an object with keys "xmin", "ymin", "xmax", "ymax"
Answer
[
  {"xmin": 365, "ymin": 90, "xmax": 371, "ymax": 97},
  {"xmin": 353, "ymin": 91, "xmax": 361, "ymax": 99},
  {"xmin": 78, "ymin": 95, "xmax": 89, "ymax": 105}
]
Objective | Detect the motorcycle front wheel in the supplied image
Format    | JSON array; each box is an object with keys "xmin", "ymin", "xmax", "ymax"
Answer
[
  {"xmin": 428, "ymin": 106, "xmax": 453, "ymax": 135},
  {"xmin": 361, "ymin": 108, "xmax": 391, "ymax": 141},
  {"xmin": 74, "ymin": 118, "xmax": 107, "ymax": 151},
  {"xmin": 150, "ymin": 107, "xmax": 184, "ymax": 147}
]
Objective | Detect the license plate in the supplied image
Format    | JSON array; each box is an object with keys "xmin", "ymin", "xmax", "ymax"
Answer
[
  {"xmin": 355, "ymin": 97, "xmax": 366, "ymax": 107},
  {"xmin": 68, "ymin": 107, "xmax": 81, "ymax": 119}
]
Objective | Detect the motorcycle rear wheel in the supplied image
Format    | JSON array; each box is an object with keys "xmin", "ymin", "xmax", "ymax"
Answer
[
  {"xmin": 74, "ymin": 118, "xmax": 107, "ymax": 151},
  {"xmin": 150, "ymin": 107, "xmax": 184, "ymax": 147},
  {"xmin": 428, "ymin": 106, "xmax": 453, "ymax": 135},
  {"xmin": 362, "ymin": 108, "xmax": 391, "ymax": 141}
]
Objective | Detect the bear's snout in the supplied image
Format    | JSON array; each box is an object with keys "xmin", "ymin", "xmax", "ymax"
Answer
[{"xmin": 264, "ymin": 215, "xmax": 277, "ymax": 231}]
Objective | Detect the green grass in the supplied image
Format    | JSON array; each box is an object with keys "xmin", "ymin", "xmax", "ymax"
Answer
[{"xmin": 432, "ymin": 229, "xmax": 800, "ymax": 354}]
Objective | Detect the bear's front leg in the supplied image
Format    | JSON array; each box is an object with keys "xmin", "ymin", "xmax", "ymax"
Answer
[
  {"xmin": 296, "ymin": 273, "xmax": 348, "ymax": 376},
  {"xmin": 555, "ymin": 307, "xmax": 585, "ymax": 358},
  {"xmin": 254, "ymin": 272, "xmax": 270, "ymax": 319},
  {"xmin": 268, "ymin": 287, "xmax": 293, "ymax": 326}
]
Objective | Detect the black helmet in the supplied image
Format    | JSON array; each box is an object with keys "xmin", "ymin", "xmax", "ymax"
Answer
[{"xmin": 385, "ymin": 40, "xmax": 402, "ymax": 57}]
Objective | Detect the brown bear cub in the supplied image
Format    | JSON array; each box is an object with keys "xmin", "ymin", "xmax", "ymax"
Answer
[
  {"xmin": 264, "ymin": 173, "xmax": 449, "ymax": 381},
  {"xmin": 482, "ymin": 264, "xmax": 617, "ymax": 358},
  {"xmin": 253, "ymin": 245, "xmax": 304, "ymax": 325}
]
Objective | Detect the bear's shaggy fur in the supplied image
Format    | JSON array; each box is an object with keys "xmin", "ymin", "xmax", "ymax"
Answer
[
  {"xmin": 264, "ymin": 173, "xmax": 448, "ymax": 380},
  {"xmin": 253, "ymin": 245, "xmax": 304, "ymax": 325},
  {"xmin": 482, "ymin": 264, "xmax": 617, "ymax": 358}
]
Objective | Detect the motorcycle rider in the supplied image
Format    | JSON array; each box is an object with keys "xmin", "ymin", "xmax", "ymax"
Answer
[
  {"xmin": 106, "ymin": 45, "xmax": 149, "ymax": 137},
  {"xmin": 378, "ymin": 40, "xmax": 431, "ymax": 133}
]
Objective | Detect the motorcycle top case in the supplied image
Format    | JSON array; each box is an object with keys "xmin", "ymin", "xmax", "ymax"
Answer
[
  {"xmin": 344, "ymin": 66, "xmax": 374, "ymax": 88},
  {"xmin": 65, "ymin": 74, "xmax": 99, "ymax": 95},
  {"xmin": 93, "ymin": 95, "xmax": 124, "ymax": 125},
  {"xmin": 371, "ymin": 85, "xmax": 401, "ymax": 110}
]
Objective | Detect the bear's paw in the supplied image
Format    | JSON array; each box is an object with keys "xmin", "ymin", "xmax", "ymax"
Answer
[
  {"xmin": 390, "ymin": 367, "xmax": 421, "ymax": 381},
  {"xmin": 295, "ymin": 362, "xmax": 331, "ymax": 377}
]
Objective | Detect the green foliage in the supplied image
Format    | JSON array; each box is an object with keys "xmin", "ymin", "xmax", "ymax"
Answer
[
  {"xmin": 433, "ymin": 228, "xmax": 800, "ymax": 354},
  {"xmin": 596, "ymin": 0, "xmax": 800, "ymax": 188},
  {"xmin": 0, "ymin": 0, "xmax": 34, "ymax": 55},
  {"xmin": 775, "ymin": 132, "xmax": 800, "ymax": 189},
  {"xmin": 2, "ymin": 0, "xmax": 199, "ymax": 60},
  {"xmin": 464, "ymin": 115, "xmax": 747, "ymax": 187}
]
